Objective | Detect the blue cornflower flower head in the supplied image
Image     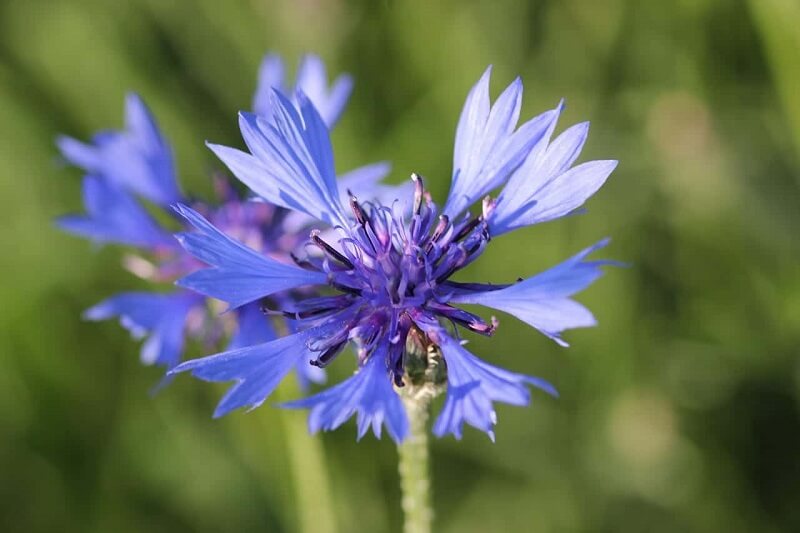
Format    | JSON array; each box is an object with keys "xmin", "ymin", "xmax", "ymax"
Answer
[
  {"xmin": 171, "ymin": 66, "xmax": 618, "ymax": 442},
  {"xmin": 57, "ymin": 53, "xmax": 392, "ymax": 387}
]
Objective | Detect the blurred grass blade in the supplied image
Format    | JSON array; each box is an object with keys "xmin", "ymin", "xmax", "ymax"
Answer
[
  {"xmin": 275, "ymin": 378, "xmax": 338, "ymax": 533},
  {"xmin": 748, "ymin": 0, "xmax": 800, "ymax": 164}
]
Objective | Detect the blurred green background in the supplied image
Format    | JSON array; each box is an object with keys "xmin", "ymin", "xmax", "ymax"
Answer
[{"xmin": 2, "ymin": 0, "xmax": 799, "ymax": 531}]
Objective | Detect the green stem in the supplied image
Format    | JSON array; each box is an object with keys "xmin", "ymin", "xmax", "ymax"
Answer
[
  {"xmin": 398, "ymin": 396, "xmax": 433, "ymax": 533},
  {"xmin": 275, "ymin": 378, "xmax": 338, "ymax": 533}
]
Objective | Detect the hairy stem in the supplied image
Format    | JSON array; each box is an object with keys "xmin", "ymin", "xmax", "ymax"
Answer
[{"xmin": 398, "ymin": 395, "xmax": 433, "ymax": 533}]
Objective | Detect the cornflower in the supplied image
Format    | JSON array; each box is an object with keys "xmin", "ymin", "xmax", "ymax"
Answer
[
  {"xmin": 58, "ymin": 54, "xmax": 393, "ymax": 388},
  {"xmin": 171, "ymin": 66, "xmax": 617, "ymax": 441}
]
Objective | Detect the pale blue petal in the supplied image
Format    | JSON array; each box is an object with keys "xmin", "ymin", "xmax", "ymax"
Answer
[
  {"xmin": 280, "ymin": 161, "xmax": 405, "ymax": 233},
  {"xmin": 417, "ymin": 326, "xmax": 556, "ymax": 440},
  {"xmin": 282, "ymin": 346, "xmax": 409, "ymax": 442},
  {"xmin": 493, "ymin": 108, "xmax": 570, "ymax": 212},
  {"xmin": 336, "ymin": 161, "xmax": 391, "ymax": 197},
  {"xmin": 294, "ymin": 359, "xmax": 327, "ymax": 390},
  {"xmin": 171, "ymin": 316, "xmax": 351, "ymax": 417},
  {"xmin": 171, "ymin": 329, "xmax": 313, "ymax": 417},
  {"xmin": 174, "ymin": 205, "xmax": 326, "ymax": 309},
  {"xmin": 85, "ymin": 291, "xmax": 198, "ymax": 368},
  {"xmin": 321, "ymin": 75, "xmax": 354, "ymax": 127},
  {"xmin": 209, "ymin": 92, "xmax": 347, "ymax": 226},
  {"xmin": 513, "ymin": 160, "xmax": 616, "ymax": 228},
  {"xmin": 228, "ymin": 303, "xmax": 277, "ymax": 350},
  {"xmin": 123, "ymin": 92, "xmax": 181, "ymax": 206},
  {"xmin": 58, "ymin": 94, "xmax": 181, "ymax": 206},
  {"xmin": 532, "ymin": 121, "xmax": 590, "ymax": 177},
  {"xmin": 296, "ymin": 91, "xmax": 339, "ymax": 195},
  {"xmin": 252, "ymin": 53, "xmax": 352, "ymax": 128},
  {"xmin": 57, "ymin": 177, "xmax": 175, "ymax": 248},
  {"xmin": 451, "ymin": 66, "xmax": 492, "ymax": 185},
  {"xmin": 295, "ymin": 54, "xmax": 353, "ymax": 127},
  {"xmin": 294, "ymin": 55, "xmax": 329, "ymax": 110},
  {"xmin": 206, "ymin": 142, "xmax": 280, "ymax": 202},
  {"xmin": 448, "ymin": 239, "xmax": 613, "ymax": 345},
  {"xmin": 336, "ymin": 161, "xmax": 412, "ymax": 209},
  {"xmin": 491, "ymin": 120, "xmax": 616, "ymax": 235},
  {"xmin": 252, "ymin": 54, "xmax": 286, "ymax": 117},
  {"xmin": 282, "ymin": 318, "xmax": 327, "ymax": 390},
  {"xmin": 57, "ymin": 135, "xmax": 103, "ymax": 169},
  {"xmin": 444, "ymin": 68, "xmax": 560, "ymax": 218}
]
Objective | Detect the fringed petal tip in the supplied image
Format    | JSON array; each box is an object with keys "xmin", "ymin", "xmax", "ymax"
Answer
[
  {"xmin": 171, "ymin": 205, "xmax": 327, "ymax": 309},
  {"xmin": 281, "ymin": 352, "xmax": 409, "ymax": 443},
  {"xmin": 417, "ymin": 324, "xmax": 557, "ymax": 441},
  {"xmin": 82, "ymin": 292, "xmax": 196, "ymax": 370},
  {"xmin": 448, "ymin": 238, "xmax": 616, "ymax": 345}
]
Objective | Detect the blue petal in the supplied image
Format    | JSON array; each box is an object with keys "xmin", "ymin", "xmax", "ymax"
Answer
[
  {"xmin": 448, "ymin": 239, "xmax": 613, "ymax": 346},
  {"xmin": 121, "ymin": 93, "xmax": 182, "ymax": 204},
  {"xmin": 281, "ymin": 316, "xmax": 327, "ymax": 391},
  {"xmin": 85, "ymin": 291, "xmax": 199, "ymax": 369},
  {"xmin": 170, "ymin": 317, "xmax": 349, "ymax": 417},
  {"xmin": 58, "ymin": 94, "xmax": 181, "ymax": 206},
  {"xmin": 294, "ymin": 357, "xmax": 327, "ymax": 391},
  {"xmin": 228, "ymin": 307, "xmax": 326, "ymax": 389},
  {"xmin": 283, "ymin": 161, "xmax": 406, "ymax": 232},
  {"xmin": 208, "ymin": 92, "xmax": 348, "ymax": 226},
  {"xmin": 282, "ymin": 346, "xmax": 409, "ymax": 442},
  {"xmin": 57, "ymin": 135, "xmax": 104, "ymax": 169},
  {"xmin": 252, "ymin": 54, "xmax": 286, "ymax": 117},
  {"xmin": 228, "ymin": 303, "xmax": 277, "ymax": 350},
  {"xmin": 443, "ymin": 67, "xmax": 560, "ymax": 218},
  {"xmin": 295, "ymin": 54, "xmax": 353, "ymax": 127},
  {"xmin": 336, "ymin": 161, "xmax": 391, "ymax": 196},
  {"xmin": 491, "ymin": 121, "xmax": 616, "ymax": 235},
  {"xmin": 416, "ymin": 326, "xmax": 556, "ymax": 440},
  {"xmin": 336, "ymin": 161, "xmax": 412, "ymax": 207},
  {"xmin": 170, "ymin": 330, "xmax": 311, "ymax": 417},
  {"xmin": 252, "ymin": 53, "xmax": 353, "ymax": 128},
  {"xmin": 57, "ymin": 177, "xmax": 175, "ymax": 248},
  {"xmin": 174, "ymin": 205, "xmax": 327, "ymax": 309},
  {"xmin": 490, "ymin": 108, "xmax": 569, "ymax": 213}
]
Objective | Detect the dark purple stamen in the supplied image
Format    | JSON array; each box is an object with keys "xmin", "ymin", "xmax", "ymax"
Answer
[
  {"xmin": 452, "ymin": 215, "xmax": 482, "ymax": 242},
  {"xmin": 291, "ymin": 251, "xmax": 319, "ymax": 271},
  {"xmin": 311, "ymin": 229, "xmax": 354, "ymax": 269},
  {"xmin": 411, "ymin": 172, "xmax": 425, "ymax": 215},
  {"xmin": 425, "ymin": 215, "xmax": 450, "ymax": 252},
  {"xmin": 349, "ymin": 196, "xmax": 369, "ymax": 226},
  {"xmin": 310, "ymin": 340, "xmax": 348, "ymax": 368},
  {"xmin": 426, "ymin": 301, "xmax": 497, "ymax": 336},
  {"xmin": 330, "ymin": 278, "xmax": 363, "ymax": 296}
]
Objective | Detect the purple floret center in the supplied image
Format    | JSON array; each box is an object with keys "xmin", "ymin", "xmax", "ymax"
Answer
[{"xmin": 286, "ymin": 174, "xmax": 500, "ymax": 383}]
